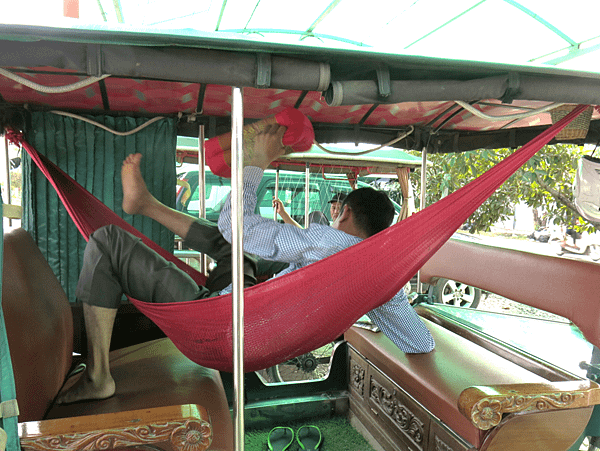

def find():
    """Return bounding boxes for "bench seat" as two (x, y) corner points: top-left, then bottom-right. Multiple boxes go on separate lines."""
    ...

(3, 228), (233, 451)
(45, 338), (233, 450)
(345, 319), (599, 451)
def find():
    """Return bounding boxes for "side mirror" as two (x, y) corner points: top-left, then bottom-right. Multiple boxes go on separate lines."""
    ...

(10, 157), (20, 169)
(574, 155), (600, 221)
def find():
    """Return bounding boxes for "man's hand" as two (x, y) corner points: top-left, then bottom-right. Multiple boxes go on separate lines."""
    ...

(273, 197), (301, 228)
(248, 124), (287, 169)
(272, 198), (287, 216)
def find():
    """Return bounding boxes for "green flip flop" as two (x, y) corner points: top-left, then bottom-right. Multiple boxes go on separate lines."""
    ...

(267, 426), (294, 451)
(297, 425), (322, 451)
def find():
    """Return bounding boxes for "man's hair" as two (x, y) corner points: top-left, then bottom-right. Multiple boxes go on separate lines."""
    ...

(340, 187), (395, 237)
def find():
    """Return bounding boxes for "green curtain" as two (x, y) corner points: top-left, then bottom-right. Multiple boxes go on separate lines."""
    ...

(23, 113), (177, 302)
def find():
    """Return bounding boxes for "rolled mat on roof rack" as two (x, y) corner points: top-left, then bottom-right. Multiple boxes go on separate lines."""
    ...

(0, 41), (331, 92)
(324, 75), (600, 107)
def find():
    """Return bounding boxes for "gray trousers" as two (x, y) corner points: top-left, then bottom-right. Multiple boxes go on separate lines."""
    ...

(76, 221), (260, 309)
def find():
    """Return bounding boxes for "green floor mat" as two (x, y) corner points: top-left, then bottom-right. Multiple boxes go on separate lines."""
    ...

(245, 416), (376, 451)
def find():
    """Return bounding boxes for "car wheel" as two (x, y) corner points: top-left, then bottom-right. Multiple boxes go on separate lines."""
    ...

(428, 278), (481, 308)
(260, 342), (337, 384)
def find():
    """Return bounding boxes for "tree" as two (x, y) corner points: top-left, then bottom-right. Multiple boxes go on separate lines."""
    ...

(0, 167), (22, 205)
(518, 144), (598, 234)
(382, 144), (597, 234)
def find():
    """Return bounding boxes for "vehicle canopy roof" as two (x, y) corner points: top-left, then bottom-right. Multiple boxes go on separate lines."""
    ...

(2, 2), (600, 156)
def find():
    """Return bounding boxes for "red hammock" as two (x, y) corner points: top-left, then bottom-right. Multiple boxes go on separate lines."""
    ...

(6, 105), (586, 373)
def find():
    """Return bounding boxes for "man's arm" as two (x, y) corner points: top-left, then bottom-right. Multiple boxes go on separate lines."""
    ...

(367, 290), (435, 353)
(218, 167), (343, 263)
(218, 125), (347, 263)
(273, 198), (302, 228)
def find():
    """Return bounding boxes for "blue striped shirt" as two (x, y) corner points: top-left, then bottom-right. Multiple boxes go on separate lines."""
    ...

(218, 167), (435, 354)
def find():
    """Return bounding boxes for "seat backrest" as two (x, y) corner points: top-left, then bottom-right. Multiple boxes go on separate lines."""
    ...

(2, 228), (73, 422)
(420, 238), (600, 351)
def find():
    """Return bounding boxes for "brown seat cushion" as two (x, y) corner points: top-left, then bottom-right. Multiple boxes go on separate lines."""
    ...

(3, 228), (73, 422)
(46, 338), (233, 451)
(345, 320), (548, 447)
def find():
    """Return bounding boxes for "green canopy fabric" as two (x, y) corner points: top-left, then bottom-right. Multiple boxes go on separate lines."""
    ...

(23, 112), (177, 301)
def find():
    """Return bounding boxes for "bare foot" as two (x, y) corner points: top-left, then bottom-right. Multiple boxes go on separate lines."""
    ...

(121, 153), (156, 215)
(246, 125), (287, 169)
(55, 367), (115, 404)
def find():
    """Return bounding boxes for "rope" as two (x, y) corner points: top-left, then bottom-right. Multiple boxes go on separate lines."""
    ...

(0, 68), (110, 94)
(50, 111), (165, 136)
(313, 126), (414, 156)
(455, 100), (563, 122)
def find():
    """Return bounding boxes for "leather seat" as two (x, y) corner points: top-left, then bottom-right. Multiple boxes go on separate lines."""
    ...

(3, 228), (232, 451)
(47, 338), (233, 451)
(345, 321), (548, 447)
(3, 228), (73, 422)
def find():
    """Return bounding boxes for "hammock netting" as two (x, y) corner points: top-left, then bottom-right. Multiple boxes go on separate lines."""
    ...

(5, 104), (586, 373)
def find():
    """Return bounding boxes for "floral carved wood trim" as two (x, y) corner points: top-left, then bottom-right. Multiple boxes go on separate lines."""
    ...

(350, 358), (365, 397)
(459, 381), (600, 430)
(20, 419), (212, 451)
(434, 435), (454, 451)
(369, 376), (425, 445)
(469, 392), (584, 430)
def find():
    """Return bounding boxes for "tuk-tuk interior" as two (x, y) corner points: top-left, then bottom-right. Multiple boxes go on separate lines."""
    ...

(3, 5), (600, 450)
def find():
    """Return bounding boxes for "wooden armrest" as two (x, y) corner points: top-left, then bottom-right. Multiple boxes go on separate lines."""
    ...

(458, 380), (600, 430)
(19, 404), (212, 451)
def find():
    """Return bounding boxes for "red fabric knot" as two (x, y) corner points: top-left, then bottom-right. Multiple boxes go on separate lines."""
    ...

(4, 129), (23, 147)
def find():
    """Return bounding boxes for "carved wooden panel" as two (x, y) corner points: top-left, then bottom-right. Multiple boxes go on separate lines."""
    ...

(429, 420), (472, 451)
(20, 419), (212, 451)
(348, 348), (474, 451)
(348, 348), (367, 400)
(367, 364), (429, 451)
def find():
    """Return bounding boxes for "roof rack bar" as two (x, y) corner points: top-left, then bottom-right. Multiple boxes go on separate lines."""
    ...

(433, 101), (480, 133)
(98, 78), (110, 111)
(359, 104), (379, 125)
(294, 90), (308, 109)
(196, 84), (206, 114)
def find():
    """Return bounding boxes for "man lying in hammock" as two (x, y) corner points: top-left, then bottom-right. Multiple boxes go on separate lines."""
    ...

(218, 125), (435, 356)
(55, 157), (274, 404)
(55, 125), (433, 405)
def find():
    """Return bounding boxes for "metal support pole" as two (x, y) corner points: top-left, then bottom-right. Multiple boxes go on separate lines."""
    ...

(273, 168), (280, 221)
(4, 136), (11, 227)
(231, 87), (245, 451)
(420, 146), (428, 211)
(198, 125), (208, 275)
(304, 162), (310, 228)
(417, 146), (428, 293)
